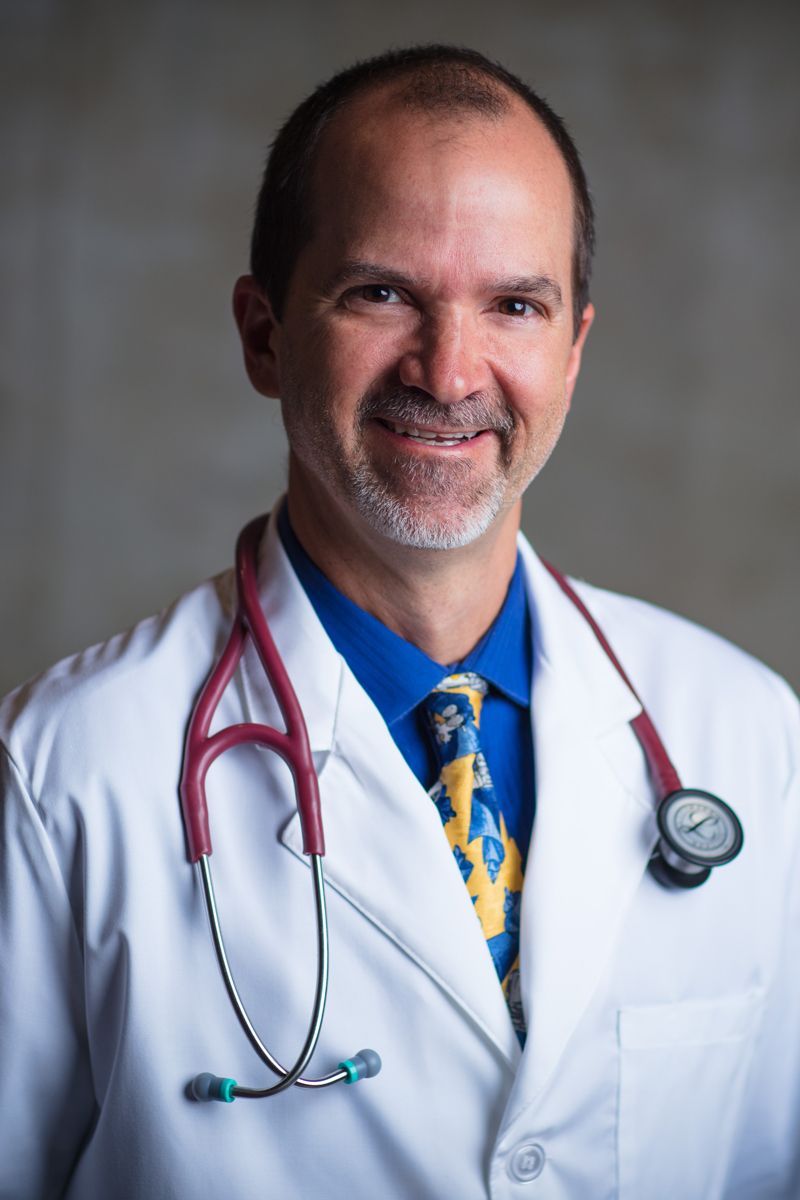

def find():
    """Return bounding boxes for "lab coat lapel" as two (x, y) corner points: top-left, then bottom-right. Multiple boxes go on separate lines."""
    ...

(239, 512), (521, 1066)
(289, 671), (522, 1064)
(512, 542), (656, 1108)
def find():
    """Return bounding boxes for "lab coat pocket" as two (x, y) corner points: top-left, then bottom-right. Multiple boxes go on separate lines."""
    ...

(617, 990), (765, 1200)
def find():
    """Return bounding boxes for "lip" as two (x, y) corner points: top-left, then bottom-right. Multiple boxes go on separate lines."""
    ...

(372, 418), (492, 450)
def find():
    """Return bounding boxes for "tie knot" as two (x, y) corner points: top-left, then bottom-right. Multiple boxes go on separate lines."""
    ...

(424, 672), (489, 763)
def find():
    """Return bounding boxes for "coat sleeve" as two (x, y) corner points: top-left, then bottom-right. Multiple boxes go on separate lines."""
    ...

(0, 745), (96, 1200)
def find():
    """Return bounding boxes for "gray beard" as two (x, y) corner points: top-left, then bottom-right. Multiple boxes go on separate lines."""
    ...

(345, 385), (516, 549)
(349, 451), (508, 550)
(282, 380), (519, 550)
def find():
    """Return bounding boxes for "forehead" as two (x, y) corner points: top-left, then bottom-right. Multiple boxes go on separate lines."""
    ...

(302, 87), (575, 288)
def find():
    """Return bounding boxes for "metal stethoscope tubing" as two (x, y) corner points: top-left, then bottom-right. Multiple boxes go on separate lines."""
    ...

(196, 853), (345, 1098)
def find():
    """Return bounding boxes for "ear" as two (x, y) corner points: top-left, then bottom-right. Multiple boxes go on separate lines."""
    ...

(232, 275), (282, 398)
(563, 302), (595, 410)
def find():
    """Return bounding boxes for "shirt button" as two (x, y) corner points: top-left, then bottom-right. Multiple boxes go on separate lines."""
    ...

(507, 1142), (546, 1183)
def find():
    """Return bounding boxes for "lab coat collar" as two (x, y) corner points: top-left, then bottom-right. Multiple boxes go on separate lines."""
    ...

(520, 540), (642, 737)
(240, 513), (657, 1084)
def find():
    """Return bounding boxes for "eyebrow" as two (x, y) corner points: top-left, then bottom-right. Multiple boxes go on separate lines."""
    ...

(321, 260), (428, 295)
(321, 259), (564, 310)
(491, 275), (564, 310)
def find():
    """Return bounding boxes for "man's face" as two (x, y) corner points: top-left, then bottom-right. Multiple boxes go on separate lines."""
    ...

(245, 92), (593, 551)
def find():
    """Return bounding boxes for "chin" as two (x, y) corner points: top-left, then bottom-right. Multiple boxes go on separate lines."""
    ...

(350, 477), (506, 551)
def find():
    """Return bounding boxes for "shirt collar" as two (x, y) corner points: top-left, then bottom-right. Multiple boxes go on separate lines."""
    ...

(277, 502), (532, 726)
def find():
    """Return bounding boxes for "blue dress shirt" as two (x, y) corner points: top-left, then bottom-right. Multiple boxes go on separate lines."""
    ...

(277, 505), (535, 863)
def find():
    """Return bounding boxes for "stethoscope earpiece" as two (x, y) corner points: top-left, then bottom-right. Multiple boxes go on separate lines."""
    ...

(189, 1049), (382, 1103)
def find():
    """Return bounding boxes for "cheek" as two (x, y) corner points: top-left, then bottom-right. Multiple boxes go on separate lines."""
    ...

(315, 319), (406, 393)
(494, 344), (572, 424)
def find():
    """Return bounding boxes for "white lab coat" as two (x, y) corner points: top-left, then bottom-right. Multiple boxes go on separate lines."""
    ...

(1, 512), (798, 1200)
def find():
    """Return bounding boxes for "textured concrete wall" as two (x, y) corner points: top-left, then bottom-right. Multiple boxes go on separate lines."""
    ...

(1, 0), (798, 694)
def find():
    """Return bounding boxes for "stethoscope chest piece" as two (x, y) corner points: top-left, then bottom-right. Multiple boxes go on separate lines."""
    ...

(541, 560), (745, 895)
(650, 789), (744, 889)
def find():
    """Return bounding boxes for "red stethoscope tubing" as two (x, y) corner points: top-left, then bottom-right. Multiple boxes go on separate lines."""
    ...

(541, 561), (684, 801)
(180, 514), (324, 863)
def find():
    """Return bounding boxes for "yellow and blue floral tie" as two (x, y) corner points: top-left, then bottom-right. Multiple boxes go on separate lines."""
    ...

(425, 672), (526, 1042)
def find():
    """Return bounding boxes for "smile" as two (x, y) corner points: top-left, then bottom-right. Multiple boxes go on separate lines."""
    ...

(379, 420), (483, 447)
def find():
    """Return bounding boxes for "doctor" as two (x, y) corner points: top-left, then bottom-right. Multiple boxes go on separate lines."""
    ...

(1, 45), (799, 1200)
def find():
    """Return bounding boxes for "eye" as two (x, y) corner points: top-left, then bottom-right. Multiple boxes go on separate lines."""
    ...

(496, 298), (539, 318)
(357, 284), (402, 304)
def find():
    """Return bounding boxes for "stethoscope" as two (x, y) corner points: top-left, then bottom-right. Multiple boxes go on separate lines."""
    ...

(180, 514), (744, 1104)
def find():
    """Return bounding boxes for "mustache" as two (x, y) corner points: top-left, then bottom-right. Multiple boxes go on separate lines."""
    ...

(358, 386), (515, 437)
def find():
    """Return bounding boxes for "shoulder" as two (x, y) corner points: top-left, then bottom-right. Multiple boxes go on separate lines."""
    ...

(571, 574), (799, 781)
(519, 537), (798, 787)
(573, 574), (793, 696)
(0, 571), (234, 796)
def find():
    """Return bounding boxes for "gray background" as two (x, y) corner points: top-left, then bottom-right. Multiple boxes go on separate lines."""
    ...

(2, 0), (798, 696)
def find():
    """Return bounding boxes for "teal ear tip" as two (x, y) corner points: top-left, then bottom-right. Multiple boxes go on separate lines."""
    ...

(340, 1049), (382, 1083)
(190, 1073), (238, 1102)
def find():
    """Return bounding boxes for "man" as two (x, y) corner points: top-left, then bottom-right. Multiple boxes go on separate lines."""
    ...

(1, 45), (798, 1200)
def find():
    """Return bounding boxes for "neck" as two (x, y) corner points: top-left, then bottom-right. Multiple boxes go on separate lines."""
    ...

(285, 468), (521, 664)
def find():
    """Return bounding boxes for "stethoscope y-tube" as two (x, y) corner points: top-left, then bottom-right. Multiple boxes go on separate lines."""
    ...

(179, 517), (743, 1103)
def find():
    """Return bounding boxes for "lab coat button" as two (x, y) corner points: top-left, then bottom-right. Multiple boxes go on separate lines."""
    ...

(507, 1142), (546, 1183)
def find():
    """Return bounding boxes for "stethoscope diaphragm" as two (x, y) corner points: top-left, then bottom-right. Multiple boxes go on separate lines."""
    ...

(649, 789), (744, 889)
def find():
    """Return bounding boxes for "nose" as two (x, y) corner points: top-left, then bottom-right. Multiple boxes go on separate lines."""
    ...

(397, 312), (490, 404)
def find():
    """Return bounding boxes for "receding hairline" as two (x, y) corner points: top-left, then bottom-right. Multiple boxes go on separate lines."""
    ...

(310, 71), (569, 200)
(318, 65), (535, 148)
(390, 61), (515, 118)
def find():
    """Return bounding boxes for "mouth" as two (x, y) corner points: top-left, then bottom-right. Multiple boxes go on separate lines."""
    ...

(376, 419), (486, 448)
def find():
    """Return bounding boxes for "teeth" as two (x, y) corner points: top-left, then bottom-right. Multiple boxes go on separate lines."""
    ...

(386, 421), (480, 445)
